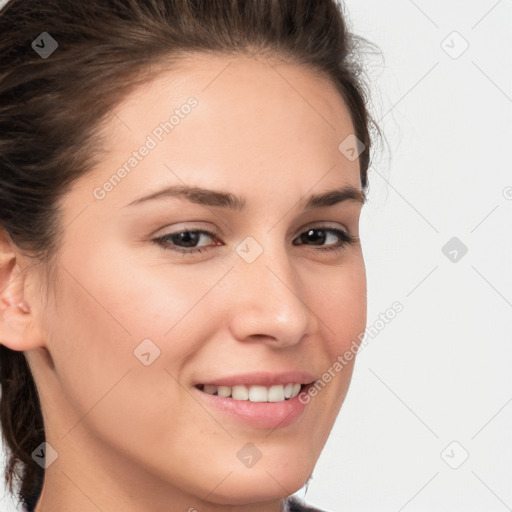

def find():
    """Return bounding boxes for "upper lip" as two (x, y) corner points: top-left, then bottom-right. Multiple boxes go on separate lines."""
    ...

(195, 371), (317, 388)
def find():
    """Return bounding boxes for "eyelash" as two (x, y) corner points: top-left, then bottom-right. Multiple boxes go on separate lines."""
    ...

(152, 225), (358, 256)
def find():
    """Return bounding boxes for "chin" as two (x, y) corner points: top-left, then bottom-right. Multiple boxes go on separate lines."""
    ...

(203, 458), (314, 505)
(206, 477), (306, 506)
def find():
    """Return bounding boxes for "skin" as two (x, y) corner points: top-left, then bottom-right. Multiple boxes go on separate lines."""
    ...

(0, 53), (367, 512)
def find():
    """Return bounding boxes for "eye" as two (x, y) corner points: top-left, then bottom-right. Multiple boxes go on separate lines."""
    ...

(152, 229), (218, 254)
(292, 225), (358, 254)
(152, 225), (358, 255)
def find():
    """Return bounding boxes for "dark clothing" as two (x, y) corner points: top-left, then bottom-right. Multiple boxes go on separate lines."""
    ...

(284, 495), (329, 511)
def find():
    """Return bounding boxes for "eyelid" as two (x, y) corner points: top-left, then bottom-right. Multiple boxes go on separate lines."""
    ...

(151, 221), (220, 239)
(151, 221), (357, 256)
(295, 221), (350, 235)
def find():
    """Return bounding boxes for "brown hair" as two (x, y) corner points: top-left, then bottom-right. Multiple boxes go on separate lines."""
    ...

(0, 0), (381, 508)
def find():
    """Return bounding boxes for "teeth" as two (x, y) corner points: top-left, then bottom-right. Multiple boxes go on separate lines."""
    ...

(232, 385), (249, 401)
(218, 386), (231, 398)
(200, 383), (303, 402)
(267, 385), (283, 402)
(204, 384), (218, 395)
(249, 385), (268, 402)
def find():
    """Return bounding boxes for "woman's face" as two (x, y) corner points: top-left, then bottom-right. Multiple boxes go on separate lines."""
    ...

(26, 54), (367, 510)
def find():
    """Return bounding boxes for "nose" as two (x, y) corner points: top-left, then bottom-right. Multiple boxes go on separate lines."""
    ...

(226, 243), (316, 348)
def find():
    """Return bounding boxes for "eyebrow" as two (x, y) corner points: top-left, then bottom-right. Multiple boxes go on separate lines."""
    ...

(125, 184), (366, 210)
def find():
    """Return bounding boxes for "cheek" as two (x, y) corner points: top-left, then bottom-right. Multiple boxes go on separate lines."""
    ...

(310, 254), (367, 353)
(46, 239), (225, 409)
(304, 254), (366, 412)
(44, 254), (209, 465)
(43, 248), (178, 421)
(57, 239), (211, 340)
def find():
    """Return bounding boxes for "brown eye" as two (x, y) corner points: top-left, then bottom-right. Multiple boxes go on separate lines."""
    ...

(293, 226), (357, 252)
(153, 230), (218, 254)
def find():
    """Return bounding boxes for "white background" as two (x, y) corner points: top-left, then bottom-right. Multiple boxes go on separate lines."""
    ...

(1, 1), (511, 511)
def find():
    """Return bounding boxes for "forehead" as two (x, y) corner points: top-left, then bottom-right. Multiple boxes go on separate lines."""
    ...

(78, 53), (361, 208)
(104, 52), (355, 148)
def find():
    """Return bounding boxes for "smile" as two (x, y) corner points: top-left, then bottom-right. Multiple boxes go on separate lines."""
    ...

(195, 383), (304, 402)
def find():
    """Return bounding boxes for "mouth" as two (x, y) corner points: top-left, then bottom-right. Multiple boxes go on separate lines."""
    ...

(194, 382), (314, 402)
(193, 381), (316, 429)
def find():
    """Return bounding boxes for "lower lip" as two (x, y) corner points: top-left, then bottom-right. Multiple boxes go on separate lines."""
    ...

(193, 384), (313, 430)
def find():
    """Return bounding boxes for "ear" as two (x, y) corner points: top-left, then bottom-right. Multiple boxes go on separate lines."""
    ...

(0, 228), (45, 352)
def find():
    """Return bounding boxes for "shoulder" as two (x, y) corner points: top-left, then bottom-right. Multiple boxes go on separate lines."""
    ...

(284, 495), (330, 512)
